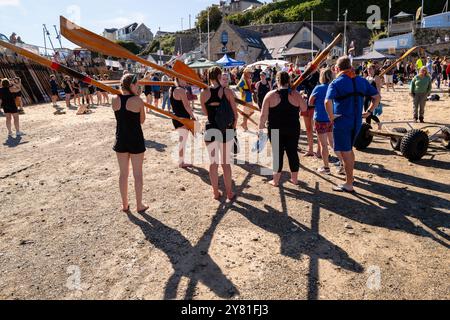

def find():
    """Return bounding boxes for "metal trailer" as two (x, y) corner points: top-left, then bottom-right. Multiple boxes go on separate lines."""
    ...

(355, 121), (450, 161)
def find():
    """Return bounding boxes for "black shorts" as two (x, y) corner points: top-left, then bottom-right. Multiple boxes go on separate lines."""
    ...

(204, 123), (235, 143)
(74, 88), (80, 94)
(51, 89), (59, 96)
(2, 105), (18, 114)
(153, 91), (161, 99)
(89, 87), (95, 94)
(64, 89), (72, 94)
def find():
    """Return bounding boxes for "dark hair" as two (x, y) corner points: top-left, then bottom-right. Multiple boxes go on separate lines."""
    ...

(121, 74), (138, 94)
(336, 56), (352, 71)
(2, 78), (10, 88)
(276, 71), (290, 87)
(208, 66), (222, 85)
(319, 68), (333, 84)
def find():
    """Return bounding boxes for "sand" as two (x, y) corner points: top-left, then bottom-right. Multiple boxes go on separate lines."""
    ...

(0, 86), (449, 300)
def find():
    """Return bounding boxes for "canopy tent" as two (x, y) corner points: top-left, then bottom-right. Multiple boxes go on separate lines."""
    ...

(247, 59), (290, 70)
(188, 58), (218, 69)
(216, 54), (245, 68)
(105, 59), (124, 70)
(353, 50), (396, 61)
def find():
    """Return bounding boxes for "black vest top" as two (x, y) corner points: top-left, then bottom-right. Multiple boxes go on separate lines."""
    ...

(268, 89), (300, 133)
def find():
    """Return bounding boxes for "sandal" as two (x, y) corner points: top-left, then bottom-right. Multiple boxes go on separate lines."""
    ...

(332, 185), (355, 193)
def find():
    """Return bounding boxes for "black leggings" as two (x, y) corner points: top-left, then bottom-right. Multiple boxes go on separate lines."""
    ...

(269, 130), (300, 173)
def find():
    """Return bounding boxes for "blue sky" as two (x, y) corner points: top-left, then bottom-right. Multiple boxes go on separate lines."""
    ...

(0, 0), (217, 49)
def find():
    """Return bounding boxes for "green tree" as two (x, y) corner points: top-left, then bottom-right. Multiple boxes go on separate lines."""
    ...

(115, 41), (142, 55)
(196, 6), (223, 33)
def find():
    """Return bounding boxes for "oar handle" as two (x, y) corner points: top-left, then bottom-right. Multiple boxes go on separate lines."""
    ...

(379, 47), (418, 77)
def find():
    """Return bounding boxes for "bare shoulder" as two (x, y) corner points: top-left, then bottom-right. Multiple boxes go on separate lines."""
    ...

(265, 89), (278, 99)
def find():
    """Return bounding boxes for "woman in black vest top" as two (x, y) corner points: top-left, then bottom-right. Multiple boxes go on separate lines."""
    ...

(200, 67), (238, 201)
(170, 78), (196, 168)
(112, 74), (148, 214)
(1, 78), (23, 138)
(259, 71), (307, 187)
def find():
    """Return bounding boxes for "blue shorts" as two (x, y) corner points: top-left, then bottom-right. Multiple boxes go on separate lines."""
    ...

(333, 128), (356, 152)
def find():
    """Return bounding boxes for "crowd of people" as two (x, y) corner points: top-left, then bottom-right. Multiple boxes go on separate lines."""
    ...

(2, 50), (446, 211)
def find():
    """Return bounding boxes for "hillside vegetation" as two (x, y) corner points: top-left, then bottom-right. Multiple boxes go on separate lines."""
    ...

(227, 0), (446, 26)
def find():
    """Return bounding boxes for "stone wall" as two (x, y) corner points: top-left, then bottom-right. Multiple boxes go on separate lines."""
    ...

(415, 28), (450, 55)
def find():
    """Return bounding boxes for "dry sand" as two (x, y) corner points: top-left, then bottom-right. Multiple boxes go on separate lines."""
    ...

(0, 86), (449, 300)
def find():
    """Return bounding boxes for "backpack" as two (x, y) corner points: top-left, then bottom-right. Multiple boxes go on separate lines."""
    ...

(428, 94), (440, 101)
(215, 88), (235, 131)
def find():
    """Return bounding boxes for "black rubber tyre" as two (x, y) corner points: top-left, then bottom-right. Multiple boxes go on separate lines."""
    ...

(390, 128), (408, 151)
(354, 123), (373, 150)
(442, 127), (450, 149)
(400, 130), (429, 161)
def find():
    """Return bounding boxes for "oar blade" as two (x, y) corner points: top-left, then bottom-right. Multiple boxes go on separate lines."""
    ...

(173, 60), (202, 83)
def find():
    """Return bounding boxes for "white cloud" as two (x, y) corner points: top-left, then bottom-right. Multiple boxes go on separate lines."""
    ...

(0, 0), (20, 6)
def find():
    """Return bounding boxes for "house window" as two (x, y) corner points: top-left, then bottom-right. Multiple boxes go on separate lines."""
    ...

(302, 30), (309, 41)
(278, 46), (286, 54)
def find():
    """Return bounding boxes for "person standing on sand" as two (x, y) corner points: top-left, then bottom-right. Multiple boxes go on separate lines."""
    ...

(0, 78), (24, 138)
(200, 67), (238, 201)
(325, 57), (380, 193)
(170, 78), (196, 168)
(112, 74), (148, 214)
(11, 78), (24, 114)
(259, 71), (307, 187)
(61, 76), (73, 110)
(237, 68), (254, 131)
(410, 67), (432, 123)
(255, 71), (272, 110)
(49, 75), (59, 108)
(309, 68), (343, 176)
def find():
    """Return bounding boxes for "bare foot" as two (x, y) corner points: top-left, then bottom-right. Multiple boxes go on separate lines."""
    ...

(122, 205), (130, 213)
(227, 193), (236, 201)
(304, 152), (315, 157)
(268, 180), (279, 187)
(289, 179), (299, 185)
(179, 163), (193, 169)
(213, 191), (223, 201)
(137, 205), (149, 213)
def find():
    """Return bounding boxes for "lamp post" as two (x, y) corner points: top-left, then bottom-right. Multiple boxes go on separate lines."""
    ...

(343, 9), (348, 55)
(207, 7), (211, 60)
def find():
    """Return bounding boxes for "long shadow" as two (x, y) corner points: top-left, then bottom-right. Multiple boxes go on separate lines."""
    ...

(145, 140), (167, 152)
(410, 158), (450, 171)
(355, 161), (449, 194)
(282, 180), (450, 248)
(308, 182), (320, 300)
(128, 211), (238, 300)
(184, 166), (211, 186)
(232, 186), (364, 275)
(127, 173), (255, 299)
(3, 136), (28, 148)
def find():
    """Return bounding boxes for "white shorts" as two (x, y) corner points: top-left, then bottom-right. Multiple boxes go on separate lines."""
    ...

(384, 75), (394, 84)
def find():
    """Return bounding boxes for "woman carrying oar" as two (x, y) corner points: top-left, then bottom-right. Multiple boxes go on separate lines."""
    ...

(201, 67), (238, 201)
(112, 74), (148, 214)
(170, 78), (196, 168)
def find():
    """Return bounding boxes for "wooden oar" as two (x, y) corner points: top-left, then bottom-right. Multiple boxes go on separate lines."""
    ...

(60, 16), (260, 113)
(102, 80), (176, 87)
(0, 39), (196, 132)
(379, 46), (418, 77)
(172, 59), (259, 112)
(291, 33), (343, 89)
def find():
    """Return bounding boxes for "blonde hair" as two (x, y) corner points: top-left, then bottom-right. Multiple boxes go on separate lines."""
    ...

(419, 66), (429, 76)
(319, 68), (333, 84)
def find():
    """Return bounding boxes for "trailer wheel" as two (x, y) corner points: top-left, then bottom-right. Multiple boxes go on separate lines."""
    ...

(390, 128), (408, 151)
(442, 127), (450, 149)
(400, 130), (429, 161)
(354, 123), (373, 150)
